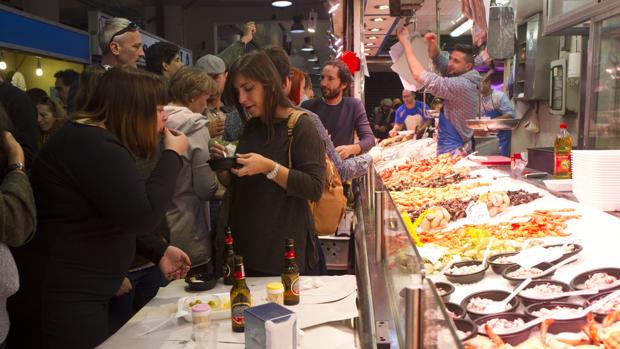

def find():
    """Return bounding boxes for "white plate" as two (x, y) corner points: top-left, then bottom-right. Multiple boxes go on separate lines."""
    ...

(543, 179), (573, 192)
(177, 293), (231, 322)
(397, 130), (416, 136)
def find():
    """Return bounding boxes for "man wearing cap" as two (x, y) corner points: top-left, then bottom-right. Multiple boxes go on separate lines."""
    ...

(371, 98), (394, 140)
(195, 54), (228, 140)
(99, 17), (144, 68)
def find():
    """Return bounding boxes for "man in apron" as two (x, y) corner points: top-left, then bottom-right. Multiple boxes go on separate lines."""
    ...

(480, 77), (515, 157)
(396, 27), (480, 155)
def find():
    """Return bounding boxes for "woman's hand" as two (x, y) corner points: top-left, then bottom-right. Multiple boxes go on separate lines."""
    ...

(209, 142), (228, 160)
(231, 153), (275, 177)
(159, 245), (191, 280)
(208, 117), (225, 138)
(4, 132), (24, 166)
(163, 128), (188, 156)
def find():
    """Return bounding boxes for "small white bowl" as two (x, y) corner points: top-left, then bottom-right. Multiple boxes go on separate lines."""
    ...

(543, 179), (573, 192)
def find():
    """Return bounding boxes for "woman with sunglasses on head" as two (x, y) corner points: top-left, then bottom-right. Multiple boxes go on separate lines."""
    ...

(8, 66), (190, 349)
(210, 51), (325, 276)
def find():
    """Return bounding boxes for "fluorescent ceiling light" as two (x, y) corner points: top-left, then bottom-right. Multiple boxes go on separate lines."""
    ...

(369, 28), (380, 32)
(307, 56), (319, 62)
(334, 37), (342, 46)
(366, 43), (374, 46)
(450, 20), (473, 37)
(272, 1), (292, 7)
(375, 4), (389, 10)
(328, 3), (340, 14)
(367, 36), (377, 40)
(371, 18), (385, 22)
(364, 48), (371, 51)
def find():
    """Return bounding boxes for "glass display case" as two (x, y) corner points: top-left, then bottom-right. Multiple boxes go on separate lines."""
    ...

(353, 168), (463, 349)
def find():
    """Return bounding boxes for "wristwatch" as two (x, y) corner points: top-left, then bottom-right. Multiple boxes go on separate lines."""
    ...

(266, 162), (280, 180)
(8, 162), (25, 172)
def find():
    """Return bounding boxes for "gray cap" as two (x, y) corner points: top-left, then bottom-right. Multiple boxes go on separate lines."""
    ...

(195, 54), (226, 74)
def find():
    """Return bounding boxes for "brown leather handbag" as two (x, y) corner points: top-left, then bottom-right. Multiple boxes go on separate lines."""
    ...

(287, 111), (346, 236)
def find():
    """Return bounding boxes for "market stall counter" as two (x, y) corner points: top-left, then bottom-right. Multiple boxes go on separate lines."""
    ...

(355, 135), (620, 348)
(99, 275), (358, 349)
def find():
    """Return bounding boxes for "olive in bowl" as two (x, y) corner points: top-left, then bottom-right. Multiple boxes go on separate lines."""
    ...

(444, 260), (488, 284)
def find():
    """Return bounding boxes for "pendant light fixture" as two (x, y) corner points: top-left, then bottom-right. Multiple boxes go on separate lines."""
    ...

(290, 15), (305, 34)
(301, 37), (314, 52)
(272, 1), (292, 7)
(0, 51), (6, 70)
(35, 57), (43, 76)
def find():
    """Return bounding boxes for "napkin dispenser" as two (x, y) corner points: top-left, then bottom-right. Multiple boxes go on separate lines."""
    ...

(244, 302), (297, 349)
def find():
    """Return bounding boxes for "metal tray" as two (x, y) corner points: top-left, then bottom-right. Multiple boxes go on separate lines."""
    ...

(467, 118), (520, 131)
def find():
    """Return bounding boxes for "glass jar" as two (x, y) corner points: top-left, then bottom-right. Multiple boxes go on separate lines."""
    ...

(266, 282), (284, 305)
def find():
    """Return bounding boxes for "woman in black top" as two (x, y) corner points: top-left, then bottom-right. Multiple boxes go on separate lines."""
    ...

(211, 52), (325, 275)
(8, 66), (190, 349)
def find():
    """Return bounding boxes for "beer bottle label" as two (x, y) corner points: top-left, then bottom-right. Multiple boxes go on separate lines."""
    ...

(231, 302), (250, 326)
(291, 276), (300, 296)
(223, 264), (231, 278)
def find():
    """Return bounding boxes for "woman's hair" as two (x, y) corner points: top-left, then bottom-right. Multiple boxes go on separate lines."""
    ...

(26, 88), (48, 103)
(75, 65), (168, 159)
(288, 67), (305, 105)
(168, 67), (216, 106)
(37, 96), (67, 123)
(75, 65), (106, 111)
(224, 51), (292, 142)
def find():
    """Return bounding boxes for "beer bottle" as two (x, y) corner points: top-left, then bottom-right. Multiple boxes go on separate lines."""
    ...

(281, 238), (300, 305)
(222, 228), (235, 285)
(230, 255), (251, 332)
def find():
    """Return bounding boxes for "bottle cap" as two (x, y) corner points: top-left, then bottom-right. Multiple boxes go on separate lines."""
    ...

(560, 123), (567, 129)
(192, 303), (212, 313)
(267, 282), (284, 293)
(513, 153), (521, 159)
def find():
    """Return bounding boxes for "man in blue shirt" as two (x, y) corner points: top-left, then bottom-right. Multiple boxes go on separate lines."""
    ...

(389, 89), (430, 137)
(480, 77), (515, 157)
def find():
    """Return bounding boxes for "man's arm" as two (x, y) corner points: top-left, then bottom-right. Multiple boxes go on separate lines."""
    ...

(496, 93), (516, 120)
(396, 27), (426, 82)
(217, 22), (256, 70)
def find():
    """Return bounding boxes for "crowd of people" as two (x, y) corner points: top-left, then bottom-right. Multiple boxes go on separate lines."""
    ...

(0, 16), (382, 349)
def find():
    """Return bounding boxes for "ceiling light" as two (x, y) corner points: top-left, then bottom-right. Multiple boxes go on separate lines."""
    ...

(367, 36), (378, 40)
(366, 42), (374, 46)
(307, 9), (317, 33)
(371, 18), (385, 22)
(307, 55), (319, 62)
(364, 48), (371, 51)
(301, 37), (314, 52)
(272, 1), (292, 7)
(334, 37), (342, 46)
(375, 4), (389, 10)
(364, 52), (370, 56)
(369, 28), (381, 32)
(290, 15), (305, 34)
(0, 52), (6, 70)
(450, 19), (473, 37)
(312, 65), (321, 70)
(328, 2), (340, 14)
(35, 58), (43, 77)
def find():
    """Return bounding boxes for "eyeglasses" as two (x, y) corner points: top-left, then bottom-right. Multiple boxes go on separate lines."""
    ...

(108, 22), (139, 44)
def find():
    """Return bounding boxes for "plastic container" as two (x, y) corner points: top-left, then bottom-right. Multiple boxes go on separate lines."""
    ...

(266, 282), (285, 305)
(192, 303), (212, 340)
(511, 153), (527, 178)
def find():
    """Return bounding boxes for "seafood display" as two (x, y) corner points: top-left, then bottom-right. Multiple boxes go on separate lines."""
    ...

(531, 306), (584, 319)
(583, 273), (619, 290)
(479, 317), (526, 334)
(506, 267), (545, 279)
(467, 298), (511, 314)
(478, 191), (511, 217)
(447, 264), (485, 275)
(520, 283), (565, 298)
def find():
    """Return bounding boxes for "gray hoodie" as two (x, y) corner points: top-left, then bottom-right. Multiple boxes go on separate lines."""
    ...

(163, 105), (218, 268)
(0, 171), (36, 343)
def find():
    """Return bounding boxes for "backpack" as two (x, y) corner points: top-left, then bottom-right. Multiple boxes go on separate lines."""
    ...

(287, 111), (346, 236)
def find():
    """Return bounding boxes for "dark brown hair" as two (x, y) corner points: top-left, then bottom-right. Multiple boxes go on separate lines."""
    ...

(323, 59), (352, 92)
(75, 65), (106, 111)
(453, 44), (474, 65)
(224, 51), (292, 142)
(74, 66), (167, 158)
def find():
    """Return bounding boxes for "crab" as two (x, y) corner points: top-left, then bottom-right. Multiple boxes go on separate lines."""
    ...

(582, 311), (620, 348)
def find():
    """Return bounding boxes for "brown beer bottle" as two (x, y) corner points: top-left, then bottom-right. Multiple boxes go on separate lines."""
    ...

(230, 255), (251, 332)
(222, 228), (235, 285)
(281, 238), (300, 305)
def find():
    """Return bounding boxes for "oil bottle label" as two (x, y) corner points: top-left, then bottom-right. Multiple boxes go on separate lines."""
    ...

(231, 302), (250, 325)
(223, 264), (231, 278)
(555, 153), (571, 175)
(291, 276), (300, 296)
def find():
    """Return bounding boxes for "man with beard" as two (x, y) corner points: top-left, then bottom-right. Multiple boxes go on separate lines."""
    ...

(397, 27), (480, 155)
(301, 60), (375, 160)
